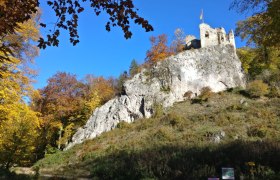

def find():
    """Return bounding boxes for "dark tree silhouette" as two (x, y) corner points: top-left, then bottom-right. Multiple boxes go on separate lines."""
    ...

(0, 0), (38, 62)
(0, 0), (153, 62)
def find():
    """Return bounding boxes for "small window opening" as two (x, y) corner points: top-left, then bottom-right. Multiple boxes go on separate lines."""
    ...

(205, 31), (209, 38)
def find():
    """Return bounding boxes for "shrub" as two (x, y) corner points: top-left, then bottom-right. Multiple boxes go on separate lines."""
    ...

(153, 127), (173, 141)
(160, 112), (184, 127)
(191, 98), (203, 104)
(247, 80), (269, 98)
(255, 69), (272, 83)
(227, 86), (245, 94)
(256, 70), (280, 88)
(268, 86), (280, 98)
(183, 91), (193, 99)
(45, 144), (60, 155)
(269, 71), (280, 87)
(199, 86), (213, 101)
(136, 119), (154, 131)
(226, 104), (244, 111)
(116, 121), (131, 129)
(247, 125), (267, 138)
(152, 104), (164, 118)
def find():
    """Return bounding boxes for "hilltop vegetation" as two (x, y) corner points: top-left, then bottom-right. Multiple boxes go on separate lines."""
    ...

(34, 89), (280, 179)
(0, 0), (279, 178)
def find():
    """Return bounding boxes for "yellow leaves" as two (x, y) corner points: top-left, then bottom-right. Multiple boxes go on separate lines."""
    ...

(1, 104), (40, 130)
(0, 79), (21, 106)
(0, 89), (5, 100)
(237, 46), (280, 78)
(56, 123), (75, 148)
(267, 47), (280, 71)
(92, 78), (115, 104)
(50, 121), (63, 130)
(0, 6), (41, 167)
(84, 75), (116, 105)
(85, 90), (101, 113)
(0, 103), (41, 166)
(237, 48), (256, 73)
(17, 14), (40, 42)
(1, 8), (39, 81)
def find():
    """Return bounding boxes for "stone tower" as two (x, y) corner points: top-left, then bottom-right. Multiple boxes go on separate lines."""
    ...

(228, 30), (236, 49)
(199, 23), (236, 49)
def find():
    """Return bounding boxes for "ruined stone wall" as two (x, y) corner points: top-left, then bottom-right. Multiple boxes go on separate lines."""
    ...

(228, 30), (236, 49)
(200, 23), (235, 49)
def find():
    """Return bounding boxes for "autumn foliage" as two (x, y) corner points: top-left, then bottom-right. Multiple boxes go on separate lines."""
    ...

(30, 72), (117, 152)
(145, 29), (186, 66)
(84, 75), (116, 105)
(145, 34), (174, 65)
(0, 12), (41, 169)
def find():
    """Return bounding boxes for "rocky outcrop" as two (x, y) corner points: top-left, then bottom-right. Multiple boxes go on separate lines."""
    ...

(65, 45), (246, 149)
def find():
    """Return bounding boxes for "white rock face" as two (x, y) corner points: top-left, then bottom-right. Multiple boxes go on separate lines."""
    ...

(66, 45), (246, 150)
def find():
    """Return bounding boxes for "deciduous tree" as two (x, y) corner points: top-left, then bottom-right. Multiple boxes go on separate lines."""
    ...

(84, 75), (115, 105)
(170, 28), (186, 54)
(0, 12), (41, 168)
(32, 73), (114, 150)
(32, 72), (89, 150)
(232, 0), (280, 78)
(237, 47), (280, 78)
(0, 9), (40, 79)
(0, 0), (38, 63)
(145, 34), (174, 65)
(0, 104), (40, 169)
(231, 0), (280, 48)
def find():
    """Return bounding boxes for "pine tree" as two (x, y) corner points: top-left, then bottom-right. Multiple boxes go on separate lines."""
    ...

(129, 59), (140, 77)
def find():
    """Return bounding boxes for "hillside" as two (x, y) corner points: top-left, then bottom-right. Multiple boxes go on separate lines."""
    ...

(34, 90), (280, 179)
(67, 45), (245, 149)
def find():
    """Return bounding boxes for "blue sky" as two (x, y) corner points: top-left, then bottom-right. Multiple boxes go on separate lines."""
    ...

(35, 0), (248, 89)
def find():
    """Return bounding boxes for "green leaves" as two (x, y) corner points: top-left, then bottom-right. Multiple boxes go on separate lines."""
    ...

(233, 0), (280, 48)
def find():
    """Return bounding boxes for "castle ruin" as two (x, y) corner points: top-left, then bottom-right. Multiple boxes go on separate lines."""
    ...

(185, 23), (236, 50)
(200, 23), (235, 49)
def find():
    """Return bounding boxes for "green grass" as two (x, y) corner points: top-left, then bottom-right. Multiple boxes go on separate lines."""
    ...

(34, 91), (280, 179)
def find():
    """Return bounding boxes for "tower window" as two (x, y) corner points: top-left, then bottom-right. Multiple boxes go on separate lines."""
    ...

(205, 31), (209, 38)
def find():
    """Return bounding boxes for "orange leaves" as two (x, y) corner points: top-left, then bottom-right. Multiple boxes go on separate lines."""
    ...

(84, 75), (115, 105)
(145, 34), (174, 65)
(145, 28), (187, 66)
(31, 72), (117, 149)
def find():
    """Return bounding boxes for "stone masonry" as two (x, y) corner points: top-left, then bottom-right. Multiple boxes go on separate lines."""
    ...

(199, 23), (236, 49)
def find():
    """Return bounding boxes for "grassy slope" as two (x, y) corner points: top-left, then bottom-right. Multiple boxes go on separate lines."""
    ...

(35, 91), (280, 179)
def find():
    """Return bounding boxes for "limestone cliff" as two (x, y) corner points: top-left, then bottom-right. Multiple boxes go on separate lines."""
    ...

(65, 45), (245, 149)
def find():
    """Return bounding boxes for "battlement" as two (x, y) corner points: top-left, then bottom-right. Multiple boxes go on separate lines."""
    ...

(199, 23), (235, 49)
